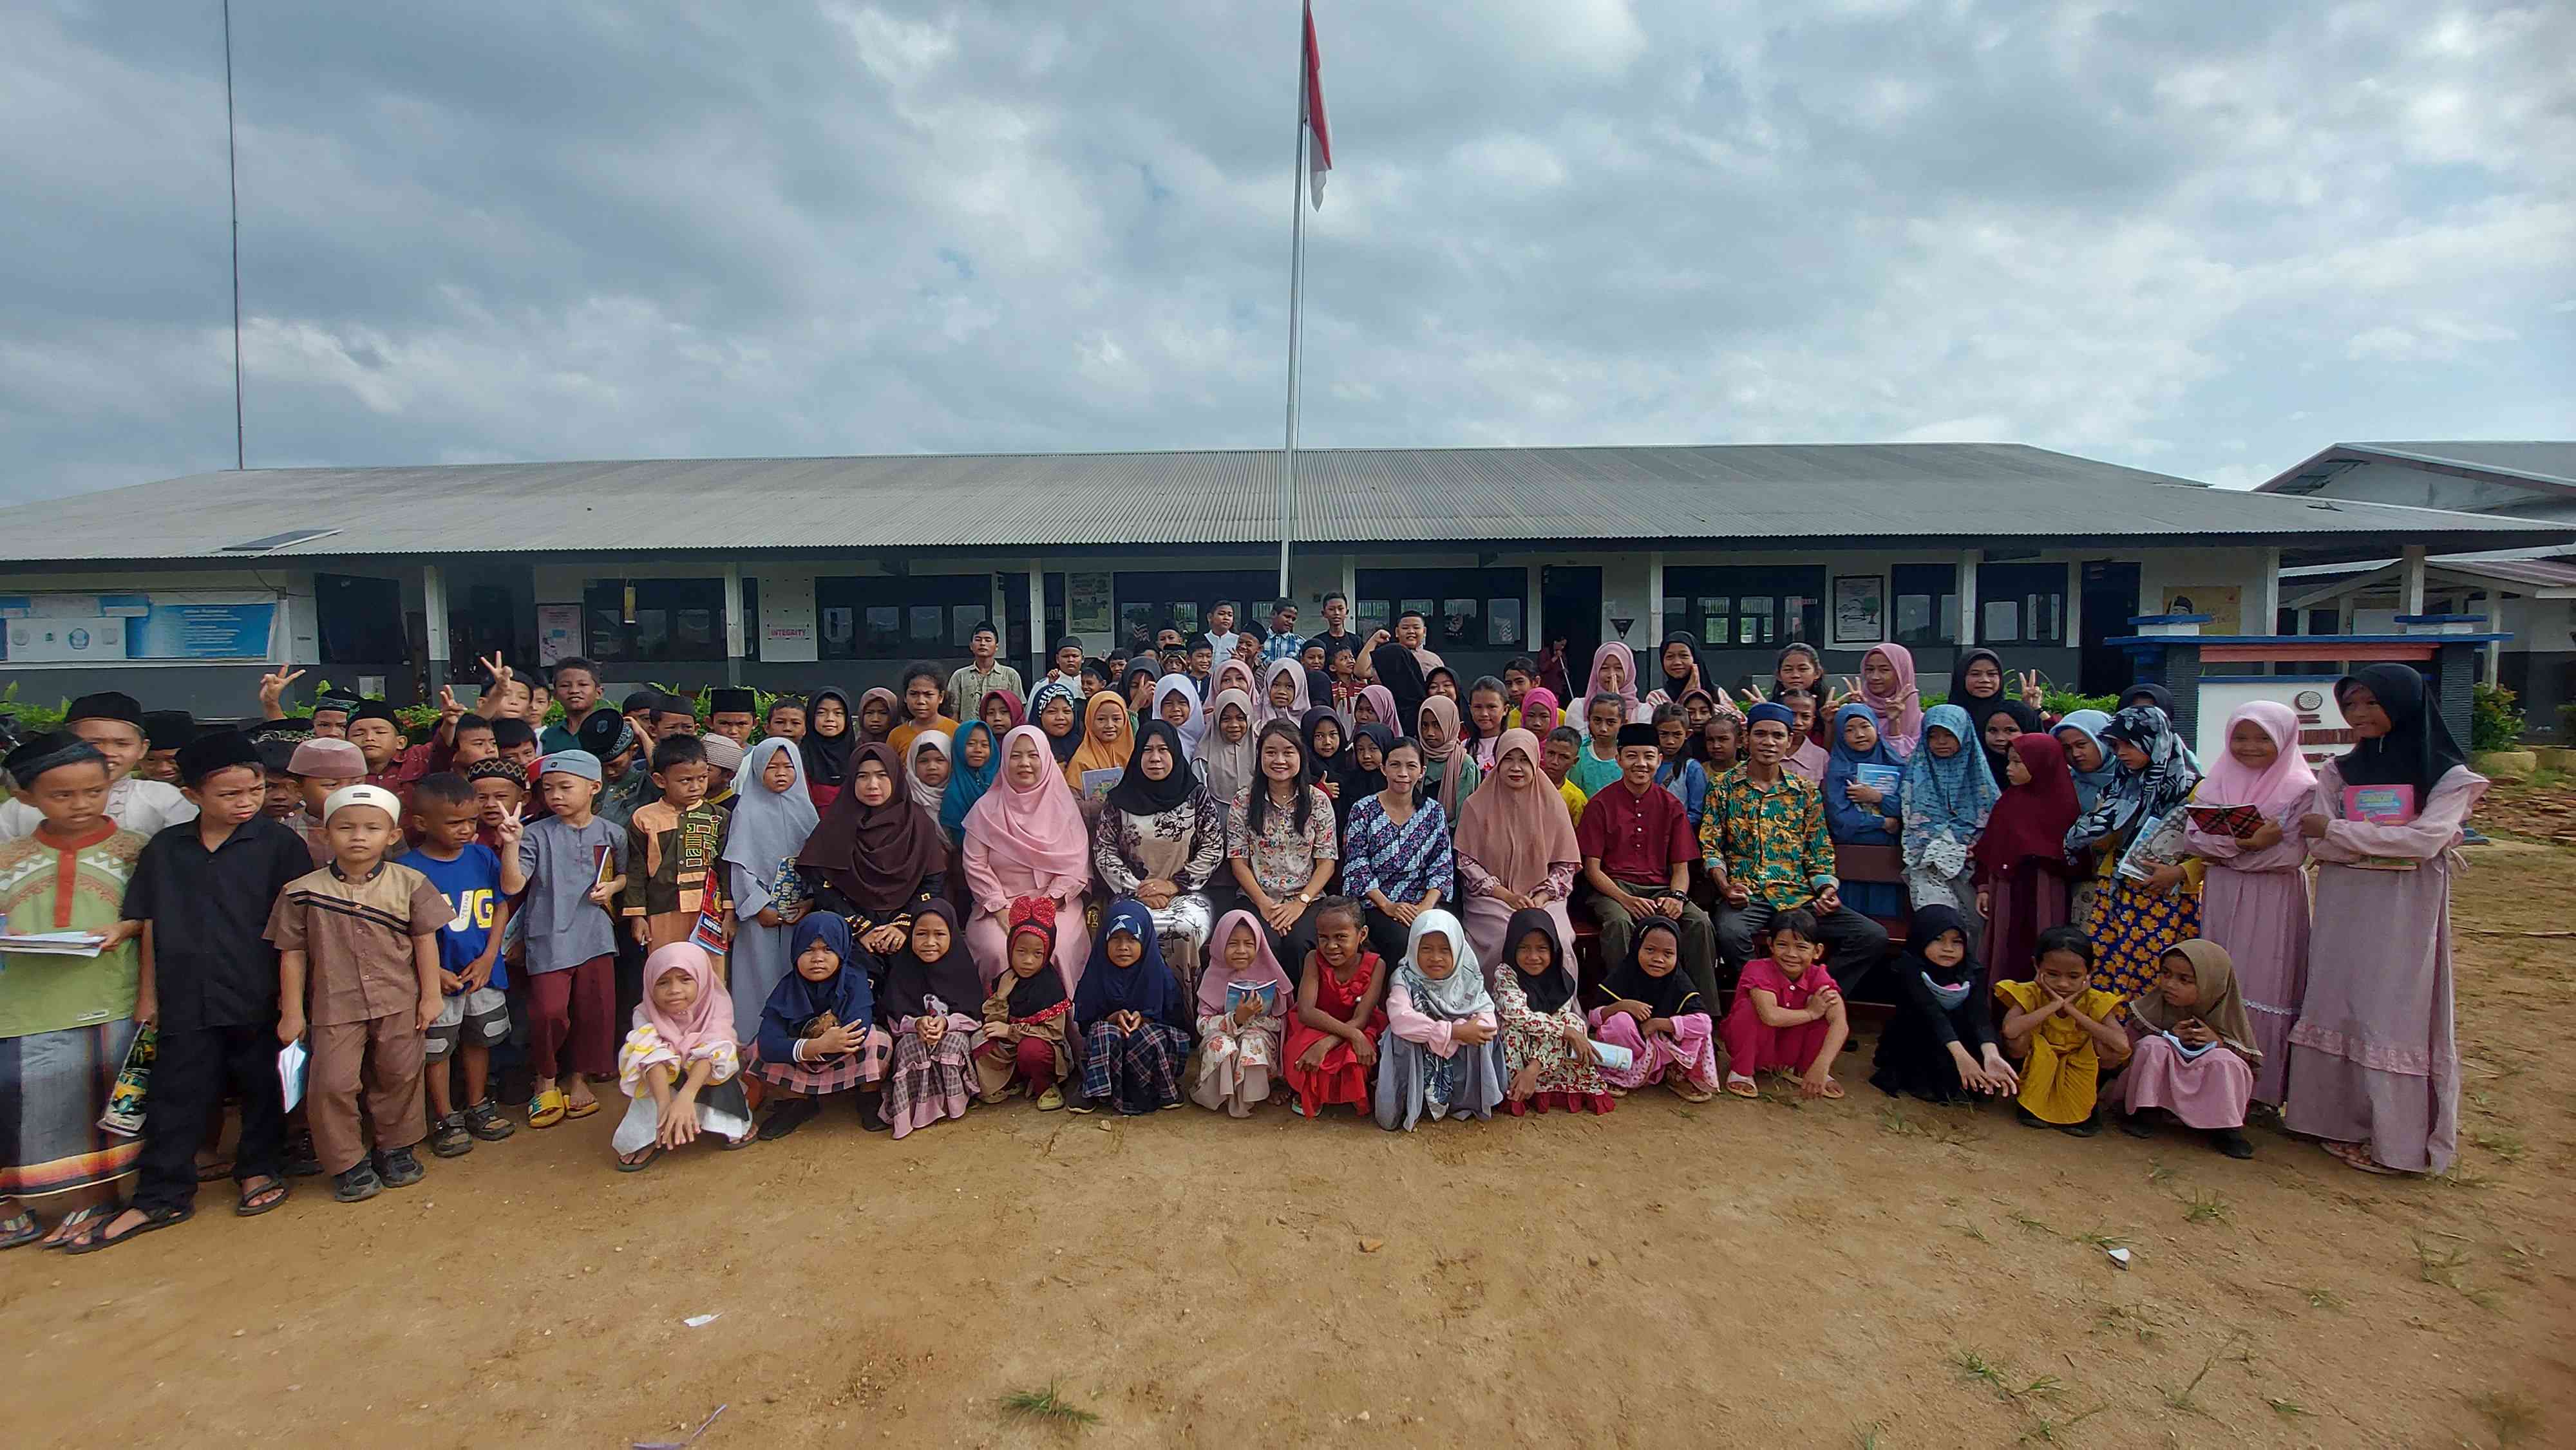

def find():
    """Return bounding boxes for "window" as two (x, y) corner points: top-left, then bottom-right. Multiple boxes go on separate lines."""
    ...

(814, 574), (992, 661)
(1891, 563), (1959, 646)
(1976, 562), (2067, 646)
(1662, 566), (1824, 649)
(316, 573), (406, 663)
(583, 578), (727, 663)
(1355, 568), (1527, 650)
(1113, 570), (1274, 651)
(741, 577), (761, 662)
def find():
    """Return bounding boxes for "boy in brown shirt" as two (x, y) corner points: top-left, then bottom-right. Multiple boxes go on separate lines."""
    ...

(621, 735), (728, 953)
(266, 784), (450, 1203)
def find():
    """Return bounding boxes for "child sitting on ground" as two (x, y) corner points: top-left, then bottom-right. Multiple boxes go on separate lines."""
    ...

(1587, 918), (1719, 1102)
(1719, 908), (1853, 1102)
(397, 774), (516, 1158)
(2116, 940), (2259, 1158)
(975, 897), (1077, 1109)
(750, 915), (887, 1140)
(1281, 897), (1387, 1118)
(1191, 909), (1293, 1116)
(1072, 899), (1193, 1115)
(1373, 909), (1506, 1130)
(1996, 925), (2131, 1135)
(1869, 904), (2018, 1106)
(613, 944), (752, 1169)
(1493, 908), (1613, 1116)
(875, 901), (985, 1140)
(267, 784), (449, 1203)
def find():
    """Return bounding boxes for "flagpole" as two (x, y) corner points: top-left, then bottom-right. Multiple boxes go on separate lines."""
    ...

(1278, 45), (1309, 603)
(224, 0), (244, 471)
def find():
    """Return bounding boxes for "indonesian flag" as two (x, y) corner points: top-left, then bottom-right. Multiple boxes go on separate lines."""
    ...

(1302, 2), (1332, 208)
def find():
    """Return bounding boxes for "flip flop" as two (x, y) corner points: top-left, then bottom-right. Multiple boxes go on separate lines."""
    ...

(564, 1097), (601, 1121)
(2323, 1140), (2400, 1176)
(1819, 1078), (1846, 1101)
(194, 1159), (236, 1183)
(614, 1146), (661, 1174)
(64, 1204), (191, 1255)
(1722, 1075), (1760, 1100)
(0, 1210), (39, 1250)
(235, 1176), (290, 1217)
(41, 1203), (117, 1251)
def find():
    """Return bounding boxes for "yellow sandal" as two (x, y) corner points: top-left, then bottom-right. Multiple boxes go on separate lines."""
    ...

(528, 1088), (567, 1129)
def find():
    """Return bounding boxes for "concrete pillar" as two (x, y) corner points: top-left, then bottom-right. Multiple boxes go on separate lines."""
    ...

(721, 562), (745, 686)
(422, 563), (451, 686)
(1026, 563), (1046, 679)
(1525, 563), (1543, 659)
(2400, 545), (2428, 616)
(1957, 549), (1982, 646)
(1645, 551), (1665, 644)
(2257, 547), (2282, 639)
(2063, 562), (2083, 650)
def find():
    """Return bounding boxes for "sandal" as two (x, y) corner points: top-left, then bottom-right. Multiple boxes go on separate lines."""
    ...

(194, 1158), (236, 1183)
(2323, 1140), (2400, 1176)
(235, 1176), (290, 1217)
(64, 1204), (191, 1255)
(429, 1112), (474, 1159)
(1669, 1077), (1715, 1104)
(563, 1095), (601, 1121)
(1036, 1087), (1066, 1112)
(42, 1203), (117, 1250)
(615, 1146), (662, 1173)
(1817, 1077), (1846, 1101)
(528, 1088), (567, 1129)
(464, 1098), (516, 1142)
(0, 1210), (41, 1250)
(1722, 1074), (1760, 1100)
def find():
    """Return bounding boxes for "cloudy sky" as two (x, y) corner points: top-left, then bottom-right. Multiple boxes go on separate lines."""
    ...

(3, 1), (2569, 505)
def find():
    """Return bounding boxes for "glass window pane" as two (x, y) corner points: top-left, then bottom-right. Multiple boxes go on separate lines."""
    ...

(820, 607), (855, 657)
(864, 606), (900, 653)
(676, 608), (714, 650)
(588, 609), (627, 660)
(634, 610), (670, 659)
(1173, 603), (1199, 633)
(951, 610), (982, 648)
(1489, 598), (1522, 646)
(1356, 599), (1390, 636)
(1739, 596), (1772, 646)
(1400, 598), (1434, 623)
(909, 605), (943, 643)
(1440, 598), (1478, 645)
(1984, 600), (2020, 642)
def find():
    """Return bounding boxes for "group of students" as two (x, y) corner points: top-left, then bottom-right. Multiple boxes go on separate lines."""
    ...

(0, 610), (2478, 1252)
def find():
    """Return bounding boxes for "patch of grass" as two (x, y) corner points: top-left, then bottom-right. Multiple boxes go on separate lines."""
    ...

(2007, 1209), (2056, 1235)
(2093, 1302), (2163, 1344)
(2016, 1406), (2105, 1444)
(1953, 1348), (2011, 1399)
(2181, 1189), (2231, 1225)
(1853, 1423), (1884, 1450)
(2443, 1165), (2497, 1191)
(2414, 1234), (2472, 1285)
(999, 1382), (1101, 1429)
(2468, 1388), (2542, 1447)
(2267, 1396), (2309, 1418)
(2469, 1128), (2527, 1163)
(2302, 1286), (2344, 1311)
(1949, 1219), (1991, 1245)
(2159, 1336), (2246, 1417)
(2073, 1227), (2130, 1251)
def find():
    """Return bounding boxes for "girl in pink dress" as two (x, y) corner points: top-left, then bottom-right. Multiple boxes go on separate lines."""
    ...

(2181, 702), (2313, 1106)
(1718, 909), (1852, 1101)
(1586, 918), (1719, 1102)
(2116, 939), (2258, 1158)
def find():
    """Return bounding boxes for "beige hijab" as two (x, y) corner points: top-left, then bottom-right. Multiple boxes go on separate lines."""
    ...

(2128, 938), (2259, 1064)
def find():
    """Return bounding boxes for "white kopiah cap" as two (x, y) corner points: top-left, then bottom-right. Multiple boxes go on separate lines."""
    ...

(322, 783), (404, 823)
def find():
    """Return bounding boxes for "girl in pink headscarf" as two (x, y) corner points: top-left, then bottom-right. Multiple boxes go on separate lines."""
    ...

(1191, 910), (1294, 1116)
(962, 726), (1094, 995)
(2180, 701), (2316, 1107)
(1583, 642), (1651, 724)
(1857, 644), (1924, 758)
(612, 945), (752, 1167)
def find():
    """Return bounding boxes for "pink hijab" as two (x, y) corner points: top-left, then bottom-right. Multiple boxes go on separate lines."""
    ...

(1859, 644), (1924, 757)
(1212, 660), (1258, 702)
(962, 724), (1092, 906)
(1517, 687), (1561, 737)
(1197, 909), (1293, 1022)
(1452, 729), (1580, 894)
(1354, 683), (1401, 733)
(638, 944), (731, 1063)
(1584, 642), (1648, 722)
(1256, 658), (1311, 726)
(2198, 701), (2318, 811)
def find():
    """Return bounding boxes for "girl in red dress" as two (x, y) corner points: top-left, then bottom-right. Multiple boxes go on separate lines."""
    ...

(1281, 898), (1387, 1118)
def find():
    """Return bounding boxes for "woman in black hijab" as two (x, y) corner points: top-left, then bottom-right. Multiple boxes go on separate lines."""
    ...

(1946, 647), (2009, 718)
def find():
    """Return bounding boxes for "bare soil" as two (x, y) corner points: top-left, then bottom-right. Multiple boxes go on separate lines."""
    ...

(5, 844), (2571, 1449)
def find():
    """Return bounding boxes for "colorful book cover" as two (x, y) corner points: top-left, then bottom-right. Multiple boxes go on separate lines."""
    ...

(1853, 764), (1903, 795)
(688, 905), (731, 956)
(2184, 803), (2265, 840)
(1080, 768), (1122, 803)
(1225, 979), (1280, 1015)
(98, 1024), (157, 1136)
(2342, 784), (2416, 824)
(2114, 810), (2193, 883)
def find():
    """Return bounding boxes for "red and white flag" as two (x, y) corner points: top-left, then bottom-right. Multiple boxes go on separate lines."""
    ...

(1302, 2), (1332, 208)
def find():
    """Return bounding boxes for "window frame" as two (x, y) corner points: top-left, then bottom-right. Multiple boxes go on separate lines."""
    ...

(1354, 567), (1529, 651)
(813, 574), (996, 663)
(1661, 565), (1827, 650)
(581, 578), (729, 664)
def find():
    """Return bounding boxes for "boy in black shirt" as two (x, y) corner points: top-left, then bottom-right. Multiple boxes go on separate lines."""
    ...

(73, 732), (314, 1250)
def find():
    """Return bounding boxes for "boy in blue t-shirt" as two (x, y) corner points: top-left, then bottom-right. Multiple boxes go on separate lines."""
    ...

(399, 773), (515, 1157)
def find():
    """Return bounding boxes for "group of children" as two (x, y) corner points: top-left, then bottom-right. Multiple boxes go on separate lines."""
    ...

(0, 623), (2479, 1250)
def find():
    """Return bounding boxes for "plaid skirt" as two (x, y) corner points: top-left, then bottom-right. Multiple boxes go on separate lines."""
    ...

(748, 1025), (891, 1096)
(1080, 1020), (1188, 1115)
(0, 1020), (144, 1200)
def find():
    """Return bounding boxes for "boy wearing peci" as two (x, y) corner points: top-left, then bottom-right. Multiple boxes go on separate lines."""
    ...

(76, 731), (314, 1250)
(266, 784), (451, 1203)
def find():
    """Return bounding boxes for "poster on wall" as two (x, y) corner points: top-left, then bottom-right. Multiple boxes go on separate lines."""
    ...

(1830, 576), (1884, 646)
(1068, 572), (1113, 636)
(761, 575), (819, 664)
(2163, 586), (2242, 634)
(535, 604), (582, 666)
(0, 591), (274, 663)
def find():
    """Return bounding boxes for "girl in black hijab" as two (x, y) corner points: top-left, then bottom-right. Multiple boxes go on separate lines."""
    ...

(1946, 647), (2009, 718)
(799, 686), (857, 807)
(1975, 699), (2044, 792)
(1870, 903), (2017, 1104)
(1370, 640), (1430, 738)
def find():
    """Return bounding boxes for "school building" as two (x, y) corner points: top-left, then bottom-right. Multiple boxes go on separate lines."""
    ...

(2, 442), (2568, 719)
(2260, 441), (2576, 726)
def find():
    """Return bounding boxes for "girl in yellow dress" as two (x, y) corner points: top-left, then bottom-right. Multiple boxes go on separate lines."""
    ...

(1995, 925), (2131, 1135)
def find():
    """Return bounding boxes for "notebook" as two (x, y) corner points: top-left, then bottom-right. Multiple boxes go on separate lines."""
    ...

(2341, 783), (2423, 872)
(1853, 764), (1903, 795)
(2183, 803), (2265, 840)
(1081, 768), (1122, 804)
(2114, 810), (2193, 884)
(2159, 1030), (2217, 1061)
(1225, 979), (1280, 1016)
(1588, 1039), (1635, 1074)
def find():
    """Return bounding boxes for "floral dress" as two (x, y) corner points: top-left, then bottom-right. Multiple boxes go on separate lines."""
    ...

(1091, 795), (1226, 988)
(1493, 973), (1613, 1115)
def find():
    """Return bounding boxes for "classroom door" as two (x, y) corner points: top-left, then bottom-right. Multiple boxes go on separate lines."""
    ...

(1540, 566), (1601, 681)
(2078, 561), (2142, 695)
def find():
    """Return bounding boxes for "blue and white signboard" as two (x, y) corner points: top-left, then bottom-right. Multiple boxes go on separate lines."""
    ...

(0, 592), (276, 663)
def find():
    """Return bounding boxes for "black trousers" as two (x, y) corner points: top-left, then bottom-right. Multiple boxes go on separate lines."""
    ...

(1715, 899), (1889, 992)
(1360, 906), (1416, 974)
(134, 1021), (287, 1214)
(1217, 887), (1321, 984)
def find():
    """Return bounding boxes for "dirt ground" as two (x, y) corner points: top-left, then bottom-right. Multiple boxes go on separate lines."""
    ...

(5, 842), (2571, 1449)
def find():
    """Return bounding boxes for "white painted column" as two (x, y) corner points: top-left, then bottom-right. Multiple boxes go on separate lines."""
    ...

(1340, 556), (1358, 612)
(1956, 550), (1981, 647)
(1026, 561), (1047, 679)
(421, 563), (451, 692)
(2400, 545), (2428, 616)
(721, 561), (745, 685)
(2257, 547), (2281, 637)
(2062, 561), (2083, 650)
(1646, 550), (1666, 644)
(1525, 563), (1543, 657)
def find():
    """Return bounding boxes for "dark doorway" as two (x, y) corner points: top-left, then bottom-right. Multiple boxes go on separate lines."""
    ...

(996, 572), (1030, 665)
(2078, 561), (2143, 696)
(1540, 566), (1601, 688)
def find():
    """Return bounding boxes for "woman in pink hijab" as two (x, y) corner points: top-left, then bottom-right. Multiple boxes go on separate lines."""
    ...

(962, 726), (1095, 995)
(1516, 686), (1562, 738)
(1351, 683), (1401, 735)
(1583, 642), (1651, 724)
(1451, 729), (1582, 976)
(1856, 644), (1924, 758)
(2180, 701), (2316, 1106)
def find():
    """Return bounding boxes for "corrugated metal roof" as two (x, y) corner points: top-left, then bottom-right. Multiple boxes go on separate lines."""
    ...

(2, 442), (2569, 563)
(2259, 440), (2576, 494)
(2441, 557), (2576, 588)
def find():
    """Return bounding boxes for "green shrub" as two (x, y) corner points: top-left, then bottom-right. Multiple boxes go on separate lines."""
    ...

(0, 683), (70, 733)
(2556, 702), (2576, 746)
(2470, 682), (2526, 752)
